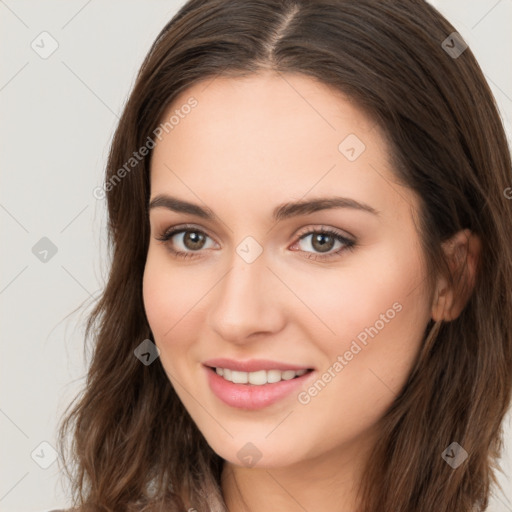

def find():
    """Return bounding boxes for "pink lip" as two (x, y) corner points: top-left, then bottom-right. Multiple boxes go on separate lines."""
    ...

(203, 358), (312, 372)
(203, 364), (315, 410)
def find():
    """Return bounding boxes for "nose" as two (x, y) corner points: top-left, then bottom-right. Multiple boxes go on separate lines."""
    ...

(207, 249), (285, 345)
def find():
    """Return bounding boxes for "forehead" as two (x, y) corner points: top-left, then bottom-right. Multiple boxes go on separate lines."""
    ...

(149, 72), (413, 222)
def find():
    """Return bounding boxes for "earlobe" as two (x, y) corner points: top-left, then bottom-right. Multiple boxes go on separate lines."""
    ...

(431, 281), (451, 322)
(431, 229), (481, 322)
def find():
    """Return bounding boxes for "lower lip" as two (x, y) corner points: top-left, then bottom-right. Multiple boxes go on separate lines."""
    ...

(204, 366), (314, 410)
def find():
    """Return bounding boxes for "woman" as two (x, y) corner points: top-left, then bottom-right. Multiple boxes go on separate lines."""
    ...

(58, 0), (512, 510)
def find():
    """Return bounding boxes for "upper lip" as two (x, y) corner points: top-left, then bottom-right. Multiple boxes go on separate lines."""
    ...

(203, 358), (313, 372)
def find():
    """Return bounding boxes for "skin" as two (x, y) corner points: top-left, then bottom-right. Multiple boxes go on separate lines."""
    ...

(142, 71), (475, 511)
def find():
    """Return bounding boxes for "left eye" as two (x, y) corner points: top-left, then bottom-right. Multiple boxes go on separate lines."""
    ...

(293, 229), (354, 257)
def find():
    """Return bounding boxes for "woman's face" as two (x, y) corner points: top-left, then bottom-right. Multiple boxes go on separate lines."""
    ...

(143, 71), (433, 468)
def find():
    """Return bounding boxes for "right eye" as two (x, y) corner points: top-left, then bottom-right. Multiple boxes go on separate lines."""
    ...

(156, 225), (217, 259)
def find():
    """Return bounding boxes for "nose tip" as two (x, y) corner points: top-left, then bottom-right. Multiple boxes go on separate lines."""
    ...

(207, 258), (284, 344)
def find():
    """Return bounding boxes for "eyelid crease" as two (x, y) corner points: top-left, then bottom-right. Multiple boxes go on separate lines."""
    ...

(295, 224), (355, 241)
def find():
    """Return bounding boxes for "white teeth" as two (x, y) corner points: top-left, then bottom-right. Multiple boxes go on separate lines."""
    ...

(214, 367), (309, 385)
(231, 370), (248, 384)
(248, 370), (267, 385)
(267, 369), (282, 383)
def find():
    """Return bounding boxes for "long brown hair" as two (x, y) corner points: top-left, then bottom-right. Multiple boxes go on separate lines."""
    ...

(58, 1), (512, 510)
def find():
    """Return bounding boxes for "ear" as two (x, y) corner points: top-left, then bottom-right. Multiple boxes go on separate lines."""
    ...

(431, 229), (481, 322)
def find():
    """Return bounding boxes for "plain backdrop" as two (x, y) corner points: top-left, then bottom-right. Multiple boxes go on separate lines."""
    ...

(1, 1), (511, 511)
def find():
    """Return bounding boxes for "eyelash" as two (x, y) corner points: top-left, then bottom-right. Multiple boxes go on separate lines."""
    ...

(155, 223), (356, 261)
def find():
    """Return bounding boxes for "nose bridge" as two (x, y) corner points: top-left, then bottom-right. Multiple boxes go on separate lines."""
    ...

(208, 242), (282, 341)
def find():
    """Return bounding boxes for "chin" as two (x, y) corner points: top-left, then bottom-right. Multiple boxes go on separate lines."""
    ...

(206, 436), (305, 469)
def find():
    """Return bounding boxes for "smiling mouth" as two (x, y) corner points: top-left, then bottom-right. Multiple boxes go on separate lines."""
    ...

(206, 366), (314, 385)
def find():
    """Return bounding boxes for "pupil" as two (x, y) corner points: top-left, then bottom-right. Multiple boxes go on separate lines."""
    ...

(185, 232), (205, 249)
(313, 233), (333, 253)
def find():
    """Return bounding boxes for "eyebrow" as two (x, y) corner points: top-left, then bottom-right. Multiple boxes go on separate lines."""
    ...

(148, 194), (379, 221)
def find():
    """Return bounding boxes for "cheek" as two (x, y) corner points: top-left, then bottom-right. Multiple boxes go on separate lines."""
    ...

(142, 248), (216, 373)
(142, 251), (172, 337)
(142, 250), (194, 352)
(301, 245), (431, 417)
(296, 244), (431, 416)
(293, 271), (430, 453)
(143, 256), (188, 391)
(287, 242), (431, 354)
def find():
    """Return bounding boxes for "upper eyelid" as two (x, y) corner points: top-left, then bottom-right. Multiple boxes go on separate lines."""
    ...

(296, 224), (354, 240)
(158, 223), (217, 242)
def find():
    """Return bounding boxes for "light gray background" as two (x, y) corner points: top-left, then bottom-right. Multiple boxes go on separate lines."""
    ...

(1, 1), (511, 511)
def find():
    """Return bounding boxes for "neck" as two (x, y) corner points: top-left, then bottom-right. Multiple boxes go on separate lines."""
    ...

(220, 433), (375, 512)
